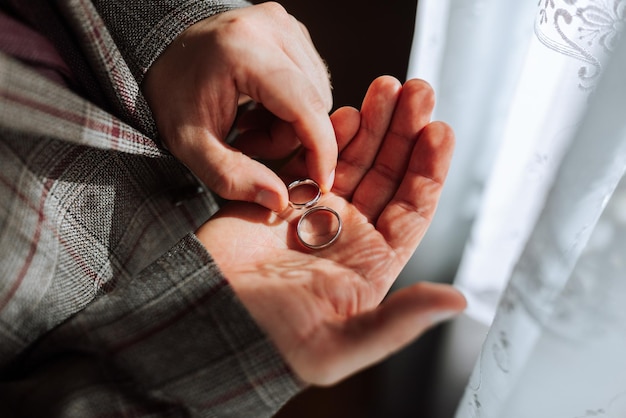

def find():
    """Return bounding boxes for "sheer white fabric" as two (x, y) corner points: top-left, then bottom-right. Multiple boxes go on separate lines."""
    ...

(407, 0), (626, 415)
(407, 0), (626, 323)
(401, 0), (540, 293)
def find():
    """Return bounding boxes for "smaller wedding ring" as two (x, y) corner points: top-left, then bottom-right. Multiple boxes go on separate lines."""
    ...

(297, 206), (343, 250)
(288, 179), (321, 209)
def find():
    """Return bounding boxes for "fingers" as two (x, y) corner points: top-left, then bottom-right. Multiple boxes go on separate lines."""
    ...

(278, 105), (361, 181)
(293, 282), (466, 386)
(229, 3), (336, 192)
(350, 78), (436, 222)
(231, 118), (301, 160)
(239, 57), (337, 192)
(331, 106), (361, 153)
(333, 76), (402, 199)
(172, 127), (290, 212)
(376, 121), (455, 258)
(144, 3), (336, 209)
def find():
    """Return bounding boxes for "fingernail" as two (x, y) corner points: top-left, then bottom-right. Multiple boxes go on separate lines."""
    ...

(429, 310), (460, 326)
(255, 189), (282, 212)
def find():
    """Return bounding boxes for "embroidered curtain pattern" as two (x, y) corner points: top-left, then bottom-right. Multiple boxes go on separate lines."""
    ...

(408, 0), (626, 416)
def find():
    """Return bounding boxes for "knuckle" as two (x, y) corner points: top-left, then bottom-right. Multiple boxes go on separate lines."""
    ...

(373, 161), (399, 183)
(260, 2), (303, 34)
(259, 1), (289, 18)
(298, 21), (312, 39)
(221, 14), (254, 40)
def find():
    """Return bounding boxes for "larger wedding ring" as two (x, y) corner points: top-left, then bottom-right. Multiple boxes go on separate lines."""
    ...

(297, 206), (343, 250)
(288, 178), (321, 209)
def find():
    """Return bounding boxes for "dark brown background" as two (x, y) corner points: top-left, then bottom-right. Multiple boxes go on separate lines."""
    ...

(257, 0), (418, 109)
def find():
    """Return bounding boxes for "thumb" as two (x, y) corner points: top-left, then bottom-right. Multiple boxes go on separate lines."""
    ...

(172, 129), (289, 212)
(292, 282), (466, 386)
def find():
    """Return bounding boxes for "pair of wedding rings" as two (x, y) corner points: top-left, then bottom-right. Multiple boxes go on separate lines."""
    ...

(288, 179), (342, 250)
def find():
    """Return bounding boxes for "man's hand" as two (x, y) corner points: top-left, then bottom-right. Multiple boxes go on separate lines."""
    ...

(143, 2), (336, 212)
(196, 76), (466, 385)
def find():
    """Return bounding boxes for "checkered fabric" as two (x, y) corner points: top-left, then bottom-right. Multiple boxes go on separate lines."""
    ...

(0, 1), (301, 416)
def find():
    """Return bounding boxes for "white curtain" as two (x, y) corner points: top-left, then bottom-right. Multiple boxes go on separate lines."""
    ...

(406, 0), (626, 415)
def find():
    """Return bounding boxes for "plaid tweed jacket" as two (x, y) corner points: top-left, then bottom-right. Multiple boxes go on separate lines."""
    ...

(0, 1), (301, 416)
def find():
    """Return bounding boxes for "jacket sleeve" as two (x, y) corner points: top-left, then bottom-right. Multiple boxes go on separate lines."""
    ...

(0, 233), (303, 417)
(90, 0), (251, 83)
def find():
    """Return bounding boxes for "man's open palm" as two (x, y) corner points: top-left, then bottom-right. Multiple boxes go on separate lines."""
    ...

(197, 76), (466, 385)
